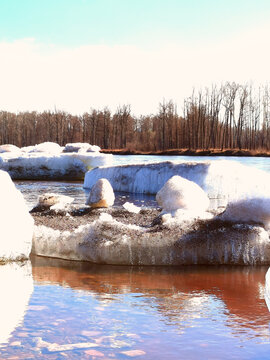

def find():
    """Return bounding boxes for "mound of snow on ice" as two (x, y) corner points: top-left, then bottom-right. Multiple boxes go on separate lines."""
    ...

(156, 175), (209, 212)
(64, 143), (100, 153)
(84, 161), (270, 204)
(0, 144), (21, 153)
(26, 142), (62, 154)
(0, 261), (33, 345)
(86, 178), (115, 208)
(0, 170), (34, 261)
(219, 197), (270, 229)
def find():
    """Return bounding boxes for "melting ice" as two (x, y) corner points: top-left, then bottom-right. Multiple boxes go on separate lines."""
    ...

(0, 142), (112, 180)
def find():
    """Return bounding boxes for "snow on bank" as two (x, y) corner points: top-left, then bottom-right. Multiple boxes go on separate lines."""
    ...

(0, 142), (112, 180)
(84, 160), (270, 202)
(0, 261), (33, 345)
(32, 212), (270, 265)
(0, 170), (34, 262)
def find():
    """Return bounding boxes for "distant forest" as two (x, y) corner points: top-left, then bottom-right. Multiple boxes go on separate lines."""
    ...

(1, 82), (270, 151)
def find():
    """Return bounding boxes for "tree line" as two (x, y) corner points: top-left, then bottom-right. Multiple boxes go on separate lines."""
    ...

(0, 82), (270, 151)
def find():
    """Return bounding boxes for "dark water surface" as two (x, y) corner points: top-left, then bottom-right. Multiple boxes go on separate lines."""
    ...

(1, 258), (270, 360)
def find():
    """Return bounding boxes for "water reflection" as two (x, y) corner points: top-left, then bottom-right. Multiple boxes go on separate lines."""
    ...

(0, 261), (33, 346)
(32, 257), (270, 337)
(1, 257), (269, 359)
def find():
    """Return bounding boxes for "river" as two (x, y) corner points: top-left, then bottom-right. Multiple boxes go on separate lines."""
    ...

(2, 155), (270, 359)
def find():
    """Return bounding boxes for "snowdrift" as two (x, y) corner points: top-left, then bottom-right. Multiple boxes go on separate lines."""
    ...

(0, 170), (34, 262)
(0, 142), (112, 180)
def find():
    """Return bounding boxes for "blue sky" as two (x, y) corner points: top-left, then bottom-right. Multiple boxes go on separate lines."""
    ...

(1, 0), (270, 46)
(0, 0), (269, 114)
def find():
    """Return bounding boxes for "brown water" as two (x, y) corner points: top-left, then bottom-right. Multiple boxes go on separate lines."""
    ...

(1, 257), (270, 359)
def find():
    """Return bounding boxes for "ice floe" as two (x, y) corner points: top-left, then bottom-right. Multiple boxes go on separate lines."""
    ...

(0, 261), (33, 345)
(32, 210), (270, 265)
(84, 161), (270, 204)
(0, 170), (34, 262)
(0, 142), (112, 180)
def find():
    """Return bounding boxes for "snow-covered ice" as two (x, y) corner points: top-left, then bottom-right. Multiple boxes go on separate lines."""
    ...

(0, 261), (33, 345)
(0, 170), (34, 262)
(32, 211), (270, 265)
(0, 142), (112, 180)
(84, 161), (270, 204)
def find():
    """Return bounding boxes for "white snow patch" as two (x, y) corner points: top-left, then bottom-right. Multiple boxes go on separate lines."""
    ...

(0, 144), (21, 153)
(123, 202), (141, 214)
(0, 170), (34, 262)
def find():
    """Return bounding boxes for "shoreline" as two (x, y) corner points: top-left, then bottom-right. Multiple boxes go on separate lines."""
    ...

(100, 148), (270, 157)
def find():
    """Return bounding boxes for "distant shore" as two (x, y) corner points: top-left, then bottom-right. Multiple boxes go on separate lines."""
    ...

(101, 148), (270, 157)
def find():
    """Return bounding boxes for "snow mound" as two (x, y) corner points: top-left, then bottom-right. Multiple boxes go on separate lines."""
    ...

(0, 261), (33, 345)
(219, 197), (270, 229)
(32, 213), (270, 265)
(84, 161), (270, 204)
(64, 143), (100, 153)
(86, 178), (115, 208)
(156, 175), (209, 212)
(0, 144), (21, 153)
(26, 142), (62, 154)
(0, 170), (34, 262)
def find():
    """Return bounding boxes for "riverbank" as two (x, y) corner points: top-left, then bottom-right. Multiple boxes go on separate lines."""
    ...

(101, 148), (270, 157)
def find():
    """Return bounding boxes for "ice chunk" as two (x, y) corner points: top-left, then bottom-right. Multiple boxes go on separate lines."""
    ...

(0, 144), (21, 153)
(219, 197), (270, 229)
(64, 143), (100, 153)
(84, 161), (270, 204)
(38, 193), (74, 208)
(26, 142), (62, 154)
(0, 170), (34, 262)
(0, 152), (112, 180)
(86, 178), (115, 208)
(123, 202), (141, 214)
(32, 215), (270, 265)
(156, 175), (209, 212)
(0, 262), (33, 345)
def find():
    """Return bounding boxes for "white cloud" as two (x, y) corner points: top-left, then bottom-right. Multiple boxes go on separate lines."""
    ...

(0, 23), (269, 116)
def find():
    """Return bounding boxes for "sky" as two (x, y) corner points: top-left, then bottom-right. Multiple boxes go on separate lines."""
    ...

(0, 0), (270, 115)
